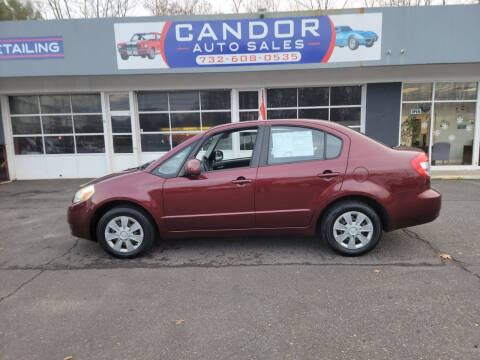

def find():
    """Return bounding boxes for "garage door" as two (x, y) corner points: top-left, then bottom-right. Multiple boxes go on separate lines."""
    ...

(8, 93), (108, 179)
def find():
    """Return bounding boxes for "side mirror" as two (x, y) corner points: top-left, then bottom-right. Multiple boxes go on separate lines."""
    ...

(213, 150), (223, 162)
(185, 159), (201, 177)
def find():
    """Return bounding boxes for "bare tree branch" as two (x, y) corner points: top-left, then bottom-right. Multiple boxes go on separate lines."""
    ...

(143, 0), (212, 15)
(41, 0), (137, 19)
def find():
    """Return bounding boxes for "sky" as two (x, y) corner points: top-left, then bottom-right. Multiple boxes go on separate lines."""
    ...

(34, 0), (476, 19)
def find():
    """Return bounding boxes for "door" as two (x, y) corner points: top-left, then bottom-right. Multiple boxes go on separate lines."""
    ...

(162, 126), (262, 231)
(105, 92), (139, 172)
(236, 89), (262, 122)
(255, 124), (349, 228)
(0, 145), (9, 181)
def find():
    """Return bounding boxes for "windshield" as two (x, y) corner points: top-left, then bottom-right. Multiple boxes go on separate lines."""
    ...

(130, 33), (156, 41)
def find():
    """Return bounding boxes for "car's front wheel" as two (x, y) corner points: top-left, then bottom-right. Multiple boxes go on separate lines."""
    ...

(96, 206), (155, 258)
(148, 47), (155, 59)
(120, 53), (129, 60)
(348, 37), (359, 50)
(321, 201), (382, 256)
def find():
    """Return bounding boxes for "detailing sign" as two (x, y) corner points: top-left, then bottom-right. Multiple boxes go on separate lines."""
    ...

(114, 13), (382, 70)
(0, 36), (64, 60)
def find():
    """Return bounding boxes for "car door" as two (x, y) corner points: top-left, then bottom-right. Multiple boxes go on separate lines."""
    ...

(255, 124), (349, 228)
(162, 126), (264, 232)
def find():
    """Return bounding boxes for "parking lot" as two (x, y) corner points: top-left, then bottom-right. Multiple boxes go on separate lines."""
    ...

(1, 179), (480, 359)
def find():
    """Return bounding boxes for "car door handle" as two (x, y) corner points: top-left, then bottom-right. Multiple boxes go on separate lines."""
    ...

(317, 171), (341, 178)
(231, 177), (252, 185)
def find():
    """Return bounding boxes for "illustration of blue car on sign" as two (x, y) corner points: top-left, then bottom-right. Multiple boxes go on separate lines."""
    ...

(335, 26), (378, 50)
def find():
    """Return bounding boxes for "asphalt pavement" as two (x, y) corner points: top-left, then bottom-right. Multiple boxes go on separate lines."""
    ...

(1, 179), (479, 359)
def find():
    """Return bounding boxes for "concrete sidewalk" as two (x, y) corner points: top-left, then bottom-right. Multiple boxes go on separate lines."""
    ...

(431, 169), (480, 180)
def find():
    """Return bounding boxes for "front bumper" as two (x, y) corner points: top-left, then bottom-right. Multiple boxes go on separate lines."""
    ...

(67, 200), (95, 241)
(119, 47), (149, 56)
(360, 37), (378, 45)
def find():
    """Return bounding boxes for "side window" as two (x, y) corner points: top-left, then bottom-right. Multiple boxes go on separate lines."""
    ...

(326, 133), (342, 159)
(268, 126), (324, 165)
(154, 144), (193, 178)
(195, 127), (258, 172)
(268, 126), (342, 165)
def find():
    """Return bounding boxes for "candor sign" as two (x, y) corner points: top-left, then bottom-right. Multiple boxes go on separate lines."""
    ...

(114, 13), (382, 70)
(0, 36), (64, 60)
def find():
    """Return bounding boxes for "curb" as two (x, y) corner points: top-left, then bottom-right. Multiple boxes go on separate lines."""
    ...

(431, 176), (480, 180)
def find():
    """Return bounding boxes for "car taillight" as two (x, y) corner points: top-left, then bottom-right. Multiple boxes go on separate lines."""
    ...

(410, 152), (430, 178)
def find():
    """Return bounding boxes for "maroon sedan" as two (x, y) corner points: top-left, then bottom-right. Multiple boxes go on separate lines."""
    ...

(68, 120), (441, 258)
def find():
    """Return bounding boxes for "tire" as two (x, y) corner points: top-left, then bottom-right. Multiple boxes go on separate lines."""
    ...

(348, 36), (359, 50)
(365, 43), (374, 48)
(96, 206), (155, 258)
(120, 53), (129, 60)
(321, 201), (382, 256)
(148, 47), (155, 59)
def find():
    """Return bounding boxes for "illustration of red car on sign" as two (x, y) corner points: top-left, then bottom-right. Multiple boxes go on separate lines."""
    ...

(117, 32), (162, 60)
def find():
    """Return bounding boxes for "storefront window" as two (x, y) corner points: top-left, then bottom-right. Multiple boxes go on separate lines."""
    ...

(239, 91), (259, 122)
(9, 94), (105, 155)
(401, 82), (478, 166)
(109, 93), (130, 111)
(400, 102), (431, 153)
(435, 82), (477, 101)
(432, 102), (476, 165)
(401, 83), (432, 102)
(137, 90), (231, 152)
(266, 86), (362, 131)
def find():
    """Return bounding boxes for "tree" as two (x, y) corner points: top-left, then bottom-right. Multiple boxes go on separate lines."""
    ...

(143, 0), (212, 15)
(291, 0), (349, 10)
(230, 0), (244, 13)
(40, 0), (136, 19)
(243, 0), (282, 12)
(0, 0), (42, 20)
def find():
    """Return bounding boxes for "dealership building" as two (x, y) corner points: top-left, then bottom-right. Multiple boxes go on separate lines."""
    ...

(0, 4), (479, 180)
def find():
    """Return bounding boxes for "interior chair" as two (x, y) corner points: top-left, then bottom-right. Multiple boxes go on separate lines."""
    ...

(432, 142), (450, 165)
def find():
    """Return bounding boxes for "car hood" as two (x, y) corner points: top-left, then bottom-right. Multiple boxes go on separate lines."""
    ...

(356, 30), (377, 37)
(83, 169), (140, 187)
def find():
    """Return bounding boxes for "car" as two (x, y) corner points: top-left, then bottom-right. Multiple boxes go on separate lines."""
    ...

(68, 119), (441, 258)
(117, 32), (162, 60)
(335, 26), (378, 50)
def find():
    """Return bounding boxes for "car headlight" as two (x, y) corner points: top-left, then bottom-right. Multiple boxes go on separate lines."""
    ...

(73, 184), (95, 204)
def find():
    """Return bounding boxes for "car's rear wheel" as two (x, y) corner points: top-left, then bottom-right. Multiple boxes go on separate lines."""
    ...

(348, 37), (359, 50)
(120, 53), (129, 60)
(96, 206), (155, 258)
(322, 201), (382, 256)
(365, 42), (374, 48)
(148, 47), (155, 59)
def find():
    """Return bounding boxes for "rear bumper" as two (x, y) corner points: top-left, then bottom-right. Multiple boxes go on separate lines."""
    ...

(389, 188), (441, 231)
(67, 200), (95, 241)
